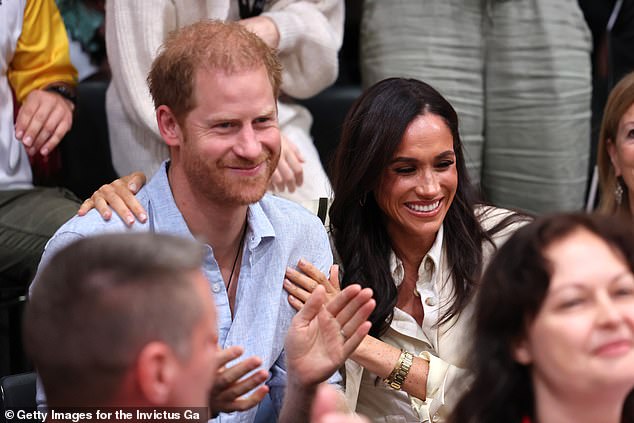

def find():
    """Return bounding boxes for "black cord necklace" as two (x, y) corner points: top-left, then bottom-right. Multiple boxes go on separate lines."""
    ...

(226, 222), (248, 294)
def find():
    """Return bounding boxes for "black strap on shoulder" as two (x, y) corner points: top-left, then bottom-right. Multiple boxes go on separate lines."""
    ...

(317, 197), (329, 225)
(238, 0), (266, 19)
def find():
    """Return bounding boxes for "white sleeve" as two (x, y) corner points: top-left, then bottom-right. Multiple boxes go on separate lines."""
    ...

(263, 0), (344, 98)
(105, 0), (176, 140)
(410, 351), (471, 422)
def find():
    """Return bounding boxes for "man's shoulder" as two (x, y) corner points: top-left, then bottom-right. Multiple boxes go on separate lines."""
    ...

(50, 191), (152, 244)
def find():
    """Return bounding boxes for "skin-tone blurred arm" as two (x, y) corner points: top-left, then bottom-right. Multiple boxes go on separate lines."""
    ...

(238, 19), (305, 193)
(270, 133), (305, 193)
(279, 285), (375, 423)
(284, 260), (430, 401)
(239, 16), (280, 48)
(311, 385), (369, 423)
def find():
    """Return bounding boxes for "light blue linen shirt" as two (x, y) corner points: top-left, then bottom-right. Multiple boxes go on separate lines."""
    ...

(33, 162), (335, 423)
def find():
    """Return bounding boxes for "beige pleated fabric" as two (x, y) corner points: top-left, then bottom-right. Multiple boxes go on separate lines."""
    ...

(361, 0), (592, 214)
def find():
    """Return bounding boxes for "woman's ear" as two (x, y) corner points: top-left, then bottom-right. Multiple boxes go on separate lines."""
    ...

(512, 338), (533, 365)
(607, 139), (622, 177)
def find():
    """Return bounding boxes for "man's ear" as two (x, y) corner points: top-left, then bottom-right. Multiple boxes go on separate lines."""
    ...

(607, 139), (622, 177)
(512, 338), (533, 365)
(156, 105), (184, 147)
(136, 342), (179, 405)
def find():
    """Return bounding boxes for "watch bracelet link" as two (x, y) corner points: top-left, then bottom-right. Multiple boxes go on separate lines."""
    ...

(384, 349), (414, 390)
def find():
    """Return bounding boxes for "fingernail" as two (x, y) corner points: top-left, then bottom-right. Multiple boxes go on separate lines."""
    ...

(126, 215), (135, 225)
(128, 183), (137, 192)
(23, 136), (32, 146)
(298, 258), (305, 265)
(41, 147), (49, 156)
(15, 130), (23, 139)
(139, 213), (147, 222)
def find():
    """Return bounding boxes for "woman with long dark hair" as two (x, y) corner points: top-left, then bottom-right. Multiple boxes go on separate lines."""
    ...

(285, 77), (527, 422)
(450, 213), (634, 423)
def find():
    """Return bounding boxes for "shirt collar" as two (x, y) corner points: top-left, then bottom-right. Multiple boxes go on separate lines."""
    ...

(390, 225), (444, 287)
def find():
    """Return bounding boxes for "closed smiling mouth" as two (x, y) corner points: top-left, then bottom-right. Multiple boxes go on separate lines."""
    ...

(593, 339), (633, 357)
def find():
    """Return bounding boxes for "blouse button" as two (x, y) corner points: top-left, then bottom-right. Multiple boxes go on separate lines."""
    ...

(212, 283), (222, 293)
(425, 297), (437, 307)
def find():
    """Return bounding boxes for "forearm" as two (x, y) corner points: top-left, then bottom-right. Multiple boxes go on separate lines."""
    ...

(350, 335), (429, 400)
(278, 377), (318, 423)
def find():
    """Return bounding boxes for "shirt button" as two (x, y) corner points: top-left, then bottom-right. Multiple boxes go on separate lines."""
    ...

(212, 283), (221, 293)
(432, 415), (440, 422)
(425, 297), (437, 307)
(424, 260), (432, 271)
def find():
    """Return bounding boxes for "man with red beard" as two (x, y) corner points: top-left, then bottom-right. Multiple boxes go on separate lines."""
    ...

(31, 20), (373, 423)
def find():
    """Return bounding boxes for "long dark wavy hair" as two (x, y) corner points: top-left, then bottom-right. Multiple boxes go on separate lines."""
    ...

(329, 77), (510, 337)
(449, 213), (634, 423)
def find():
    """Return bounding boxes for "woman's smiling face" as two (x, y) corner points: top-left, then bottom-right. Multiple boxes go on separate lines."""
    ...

(374, 113), (458, 251)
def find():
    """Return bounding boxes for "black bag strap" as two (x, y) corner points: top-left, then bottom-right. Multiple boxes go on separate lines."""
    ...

(238, 0), (266, 19)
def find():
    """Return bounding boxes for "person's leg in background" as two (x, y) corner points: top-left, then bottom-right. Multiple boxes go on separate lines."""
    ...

(360, 0), (485, 184)
(0, 187), (79, 375)
(482, 0), (592, 213)
(0, 187), (80, 286)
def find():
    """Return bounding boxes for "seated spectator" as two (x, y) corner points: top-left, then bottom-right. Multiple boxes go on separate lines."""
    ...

(1, 0), (79, 287)
(25, 233), (373, 423)
(283, 78), (529, 422)
(33, 19), (375, 422)
(105, 0), (342, 202)
(450, 213), (634, 423)
(25, 233), (218, 410)
(597, 71), (634, 220)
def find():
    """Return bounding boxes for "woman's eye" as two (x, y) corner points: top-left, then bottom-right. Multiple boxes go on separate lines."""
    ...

(558, 297), (585, 310)
(613, 283), (634, 297)
(394, 167), (415, 174)
(436, 160), (454, 169)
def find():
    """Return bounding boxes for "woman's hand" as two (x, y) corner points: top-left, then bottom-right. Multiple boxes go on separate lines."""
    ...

(284, 259), (342, 311)
(77, 171), (147, 226)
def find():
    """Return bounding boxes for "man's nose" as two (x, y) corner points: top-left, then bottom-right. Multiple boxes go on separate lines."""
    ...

(233, 125), (263, 160)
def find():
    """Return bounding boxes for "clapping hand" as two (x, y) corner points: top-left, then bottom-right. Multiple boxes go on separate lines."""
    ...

(285, 285), (374, 387)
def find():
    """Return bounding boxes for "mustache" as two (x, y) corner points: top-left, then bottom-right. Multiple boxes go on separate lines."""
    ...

(220, 153), (271, 168)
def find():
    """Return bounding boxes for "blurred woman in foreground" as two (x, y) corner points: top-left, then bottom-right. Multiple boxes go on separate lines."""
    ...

(450, 213), (634, 423)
